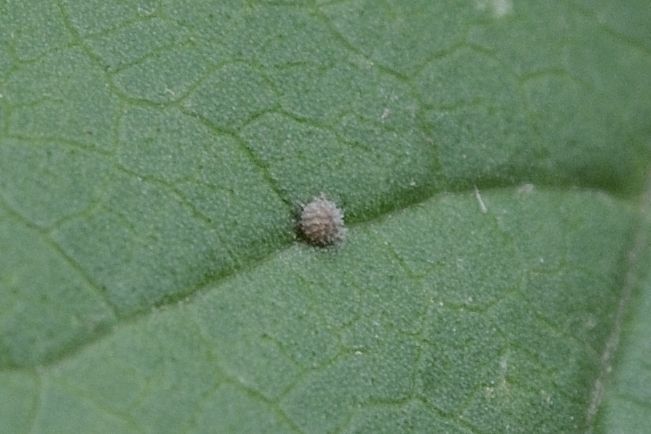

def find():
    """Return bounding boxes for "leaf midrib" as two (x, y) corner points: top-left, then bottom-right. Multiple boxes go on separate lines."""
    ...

(1, 179), (647, 373)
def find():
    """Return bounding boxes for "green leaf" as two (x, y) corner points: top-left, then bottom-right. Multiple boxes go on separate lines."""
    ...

(1, 0), (650, 432)
(595, 192), (651, 433)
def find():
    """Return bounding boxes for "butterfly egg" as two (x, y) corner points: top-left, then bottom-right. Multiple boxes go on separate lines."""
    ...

(299, 194), (346, 246)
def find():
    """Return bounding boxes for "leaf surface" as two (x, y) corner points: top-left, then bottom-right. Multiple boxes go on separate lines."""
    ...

(1, 0), (651, 432)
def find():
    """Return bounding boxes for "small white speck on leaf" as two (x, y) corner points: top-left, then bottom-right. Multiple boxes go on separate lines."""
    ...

(476, 0), (513, 17)
(517, 183), (535, 194)
(474, 185), (488, 213)
(298, 194), (346, 246)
